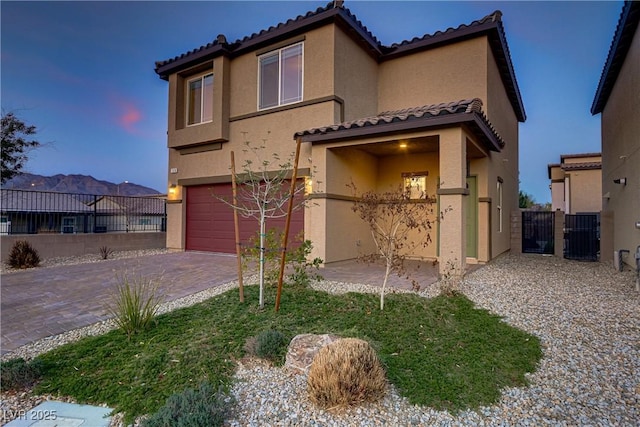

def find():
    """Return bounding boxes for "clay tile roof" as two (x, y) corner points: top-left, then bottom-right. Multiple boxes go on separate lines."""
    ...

(155, 2), (525, 122)
(592, 1), (640, 114)
(561, 162), (602, 171)
(295, 98), (505, 152)
(390, 11), (502, 49)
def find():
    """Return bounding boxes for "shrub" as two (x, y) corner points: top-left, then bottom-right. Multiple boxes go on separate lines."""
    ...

(7, 240), (40, 269)
(0, 357), (43, 390)
(142, 381), (234, 427)
(99, 246), (114, 260)
(307, 338), (387, 409)
(108, 272), (164, 339)
(254, 330), (287, 362)
(286, 238), (323, 287)
(242, 229), (323, 287)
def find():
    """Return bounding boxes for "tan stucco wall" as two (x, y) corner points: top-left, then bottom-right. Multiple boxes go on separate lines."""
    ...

(566, 169), (602, 214)
(550, 181), (565, 212)
(334, 26), (379, 121)
(1, 233), (165, 262)
(486, 45), (520, 148)
(378, 38), (487, 113)
(600, 25), (640, 266)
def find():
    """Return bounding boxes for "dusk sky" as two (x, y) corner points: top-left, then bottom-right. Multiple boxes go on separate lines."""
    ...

(1, 1), (623, 203)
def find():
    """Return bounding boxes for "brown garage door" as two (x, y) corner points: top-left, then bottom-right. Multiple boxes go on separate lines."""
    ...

(186, 183), (304, 253)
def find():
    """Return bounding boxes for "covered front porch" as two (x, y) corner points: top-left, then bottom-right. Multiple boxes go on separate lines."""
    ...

(297, 99), (505, 277)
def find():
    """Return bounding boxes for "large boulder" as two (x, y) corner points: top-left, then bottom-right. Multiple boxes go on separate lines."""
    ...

(284, 333), (340, 375)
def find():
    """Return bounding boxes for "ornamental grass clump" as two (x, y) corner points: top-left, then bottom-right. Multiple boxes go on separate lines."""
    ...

(108, 272), (164, 339)
(307, 338), (387, 409)
(7, 240), (40, 269)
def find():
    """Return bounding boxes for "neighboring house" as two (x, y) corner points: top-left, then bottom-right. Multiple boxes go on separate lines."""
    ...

(591, 0), (640, 267)
(89, 196), (166, 232)
(547, 153), (602, 214)
(0, 189), (93, 234)
(154, 2), (526, 274)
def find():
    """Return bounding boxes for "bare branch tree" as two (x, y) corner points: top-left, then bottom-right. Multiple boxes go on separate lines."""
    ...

(348, 182), (436, 310)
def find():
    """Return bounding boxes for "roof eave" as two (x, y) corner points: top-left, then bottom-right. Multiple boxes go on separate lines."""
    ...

(591, 1), (640, 115)
(299, 113), (503, 153)
(155, 44), (228, 80)
(155, 5), (384, 79)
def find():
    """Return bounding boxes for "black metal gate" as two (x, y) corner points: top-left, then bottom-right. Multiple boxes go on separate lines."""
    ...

(522, 211), (554, 254)
(564, 214), (599, 261)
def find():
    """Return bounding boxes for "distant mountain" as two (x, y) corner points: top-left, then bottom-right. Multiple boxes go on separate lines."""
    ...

(3, 173), (161, 196)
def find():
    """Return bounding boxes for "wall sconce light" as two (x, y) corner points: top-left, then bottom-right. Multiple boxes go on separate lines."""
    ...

(305, 177), (313, 195)
(168, 183), (182, 201)
(613, 178), (627, 185)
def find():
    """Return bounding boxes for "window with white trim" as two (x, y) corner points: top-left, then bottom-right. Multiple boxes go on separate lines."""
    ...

(497, 178), (503, 233)
(258, 42), (303, 110)
(187, 73), (214, 125)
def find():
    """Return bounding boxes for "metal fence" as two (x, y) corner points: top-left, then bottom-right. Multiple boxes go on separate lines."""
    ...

(564, 214), (599, 261)
(0, 189), (166, 235)
(522, 211), (554, 255)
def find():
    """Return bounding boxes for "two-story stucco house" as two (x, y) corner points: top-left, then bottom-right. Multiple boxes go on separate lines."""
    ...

(591, 0), (639, 268)
(547, 153), (602, 214)
(154, 1), (526, 275)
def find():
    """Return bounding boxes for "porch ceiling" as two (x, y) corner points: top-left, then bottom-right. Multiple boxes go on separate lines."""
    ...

(328, 135), (486, 159)
(345, 136), (438, 157)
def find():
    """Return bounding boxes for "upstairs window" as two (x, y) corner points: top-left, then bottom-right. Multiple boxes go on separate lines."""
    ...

(258, 42), (303, 110)
(187, 73), (213, 125)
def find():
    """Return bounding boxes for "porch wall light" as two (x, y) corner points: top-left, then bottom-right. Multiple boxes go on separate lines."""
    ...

(613, 178), (627, 185)
(399, 142), (408, 148)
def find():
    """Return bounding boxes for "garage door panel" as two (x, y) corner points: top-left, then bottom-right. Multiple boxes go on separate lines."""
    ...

(186, 183), (304, 253)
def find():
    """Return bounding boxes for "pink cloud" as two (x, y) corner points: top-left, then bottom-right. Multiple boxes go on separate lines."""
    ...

(119, 104), (142, 132)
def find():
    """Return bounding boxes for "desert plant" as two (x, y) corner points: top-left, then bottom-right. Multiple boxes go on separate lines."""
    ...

(243, 230), (323, 288)
(7, 240), (41, 269)
(287, 237), (323, 287)
(0, 357), (43, 390)
(348, 183), (436, 310)
(439, 258), (463, 296)
(99, 246), (114, 260)
(254, 329), (287, 362)
(108, 272), (164, 339)
(141, 381), (234, 427)
(307, 338), (387, 409)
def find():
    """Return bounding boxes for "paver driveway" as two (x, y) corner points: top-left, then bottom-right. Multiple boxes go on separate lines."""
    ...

(1, 252), (242, 355)
(1, 252), (440, 355)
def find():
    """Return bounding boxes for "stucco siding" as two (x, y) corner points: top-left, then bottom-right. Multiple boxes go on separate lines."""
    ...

(600, 25), (640, 265)
(378, 38), (488, 112)
(334, 26), (378, 121)
(567, 169), (602, 213)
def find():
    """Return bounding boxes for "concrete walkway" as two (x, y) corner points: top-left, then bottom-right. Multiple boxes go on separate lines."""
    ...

(1, 252), (440, 355)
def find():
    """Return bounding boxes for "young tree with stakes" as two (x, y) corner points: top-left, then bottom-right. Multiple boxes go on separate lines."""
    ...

(216, 134), (307, 309)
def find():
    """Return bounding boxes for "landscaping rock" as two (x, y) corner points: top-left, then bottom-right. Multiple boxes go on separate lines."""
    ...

(284, 333), (340, 375)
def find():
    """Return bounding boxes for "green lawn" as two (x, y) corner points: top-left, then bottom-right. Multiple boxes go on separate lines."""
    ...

(35, 284), (542, 422)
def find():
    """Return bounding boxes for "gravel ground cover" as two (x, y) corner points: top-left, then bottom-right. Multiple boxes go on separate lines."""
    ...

(2, 252), (638, 426)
